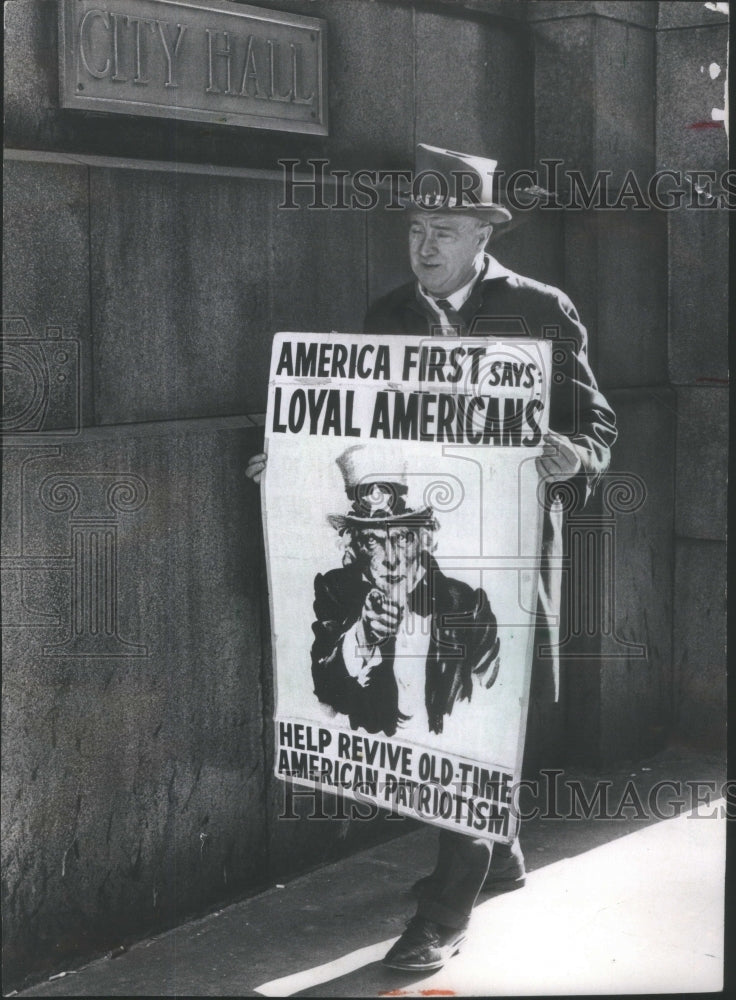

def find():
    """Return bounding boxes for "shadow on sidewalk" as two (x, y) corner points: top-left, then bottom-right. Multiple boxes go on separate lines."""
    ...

(16, 749), (727, 998)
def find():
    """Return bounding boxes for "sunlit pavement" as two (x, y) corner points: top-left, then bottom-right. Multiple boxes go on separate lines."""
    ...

(14, 751), (727, 997)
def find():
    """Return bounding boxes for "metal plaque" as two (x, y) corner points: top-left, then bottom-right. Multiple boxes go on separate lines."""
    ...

(58, 0), (327, 135)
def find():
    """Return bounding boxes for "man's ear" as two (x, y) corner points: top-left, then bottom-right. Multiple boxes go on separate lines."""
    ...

(477, 223), (493, 249)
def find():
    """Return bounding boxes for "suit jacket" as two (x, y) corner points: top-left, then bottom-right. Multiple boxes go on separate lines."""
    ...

(364, 256), (618, 701)
(311, 559), (500, 736)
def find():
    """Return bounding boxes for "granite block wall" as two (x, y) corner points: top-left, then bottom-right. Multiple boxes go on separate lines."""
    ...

(2, 421), (269, 981)
(4, 0), (532, 172)
(657, 2), (728, 755)
(526, 0), (727, 764)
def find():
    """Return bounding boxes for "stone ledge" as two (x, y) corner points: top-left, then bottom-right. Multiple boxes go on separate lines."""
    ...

(0, 414), (265, 445)
(525, 1), (657, 27)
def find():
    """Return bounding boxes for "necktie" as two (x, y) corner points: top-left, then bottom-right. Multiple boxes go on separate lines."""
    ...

(435, 298), (466, 335)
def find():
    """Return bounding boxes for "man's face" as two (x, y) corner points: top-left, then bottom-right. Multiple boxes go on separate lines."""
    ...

(354, 525), (424, 598)
(408, 212), (491, 298)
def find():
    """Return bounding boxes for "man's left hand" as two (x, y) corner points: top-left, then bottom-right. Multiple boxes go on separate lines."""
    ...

(536, 431), (582, 481)
(246, 452), (267, 484)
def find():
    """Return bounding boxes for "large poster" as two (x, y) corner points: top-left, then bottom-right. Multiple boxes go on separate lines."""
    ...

(263, 332), (551, 842)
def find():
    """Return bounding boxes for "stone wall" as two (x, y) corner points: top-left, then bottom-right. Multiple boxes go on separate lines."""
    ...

(526, 0), (728, 764)
(656, 2), (729, 751)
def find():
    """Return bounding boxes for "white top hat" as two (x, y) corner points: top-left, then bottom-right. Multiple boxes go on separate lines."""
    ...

(329, 445), (434, 529)
(401, 143), (512, 222)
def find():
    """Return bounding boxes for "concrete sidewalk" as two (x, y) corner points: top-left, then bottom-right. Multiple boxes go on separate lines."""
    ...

(13, 752), (727, 997)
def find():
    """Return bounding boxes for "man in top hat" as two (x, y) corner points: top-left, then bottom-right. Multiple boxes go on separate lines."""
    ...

(311, 444), (500, 740)
(247, 142), (617, 972)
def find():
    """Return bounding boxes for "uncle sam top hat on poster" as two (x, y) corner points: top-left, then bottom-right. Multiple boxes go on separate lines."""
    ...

(327, 445), (436, 530)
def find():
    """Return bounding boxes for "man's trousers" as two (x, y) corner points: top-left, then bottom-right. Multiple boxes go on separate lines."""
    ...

(415, 830), (492, 929)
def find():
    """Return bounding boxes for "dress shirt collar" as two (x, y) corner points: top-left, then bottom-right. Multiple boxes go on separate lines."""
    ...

(416, 251), (486, 318)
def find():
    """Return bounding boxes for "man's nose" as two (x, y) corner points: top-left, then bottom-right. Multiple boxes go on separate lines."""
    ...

(382, 542), (399, 568)
(418, 232), (438, 257)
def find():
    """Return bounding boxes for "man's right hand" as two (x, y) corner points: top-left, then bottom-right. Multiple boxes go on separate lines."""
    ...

(361, 588), (403, 645)
(245, 453), (267, 484)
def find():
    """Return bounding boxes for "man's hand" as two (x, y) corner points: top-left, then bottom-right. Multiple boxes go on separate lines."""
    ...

(362, 588), (403, 645)
(245, 452), (267, 484)
(342, 590), (402, 687)
(536, 431), (582, 481)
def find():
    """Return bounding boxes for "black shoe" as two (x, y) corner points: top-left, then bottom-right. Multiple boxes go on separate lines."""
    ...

(411, 840), (526, 898)
(383, 916), (467, 971)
